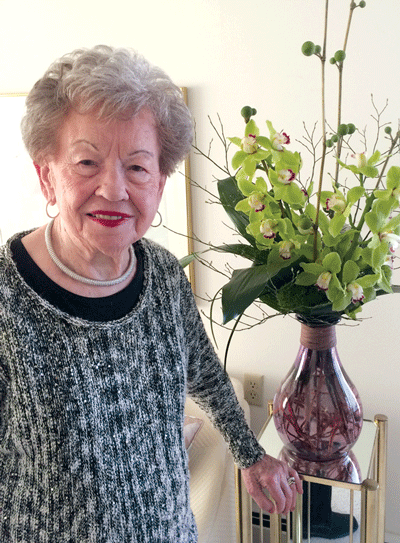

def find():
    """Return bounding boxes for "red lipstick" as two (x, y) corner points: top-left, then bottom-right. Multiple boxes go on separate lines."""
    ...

(87, 210), (132, 228)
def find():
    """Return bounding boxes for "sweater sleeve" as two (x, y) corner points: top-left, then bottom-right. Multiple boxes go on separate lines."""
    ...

(178, 268), (265, 469)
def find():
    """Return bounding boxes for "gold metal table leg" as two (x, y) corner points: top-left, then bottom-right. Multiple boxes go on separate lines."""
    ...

(349, 489), (354, 543)
(360, 479), (378, 543)
(375, 414), (388, 543)
(270, 513), (282, 543)
(235, 467), (252, 543)
(292, 492), (303, 543)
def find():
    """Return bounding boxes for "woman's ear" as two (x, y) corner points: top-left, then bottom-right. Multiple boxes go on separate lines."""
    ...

(157, 174), (167, 203)
(34, 162), (56, 205)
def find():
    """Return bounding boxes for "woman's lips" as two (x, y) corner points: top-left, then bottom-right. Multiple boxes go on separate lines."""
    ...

(87, 211), (132, 228)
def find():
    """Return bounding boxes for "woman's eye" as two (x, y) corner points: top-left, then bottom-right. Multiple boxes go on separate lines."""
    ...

(79, 159), (97, 167)
(128, 164), (146, 173)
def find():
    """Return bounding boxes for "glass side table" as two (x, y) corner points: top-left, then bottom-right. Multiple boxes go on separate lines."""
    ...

(235, 403), (387, 543)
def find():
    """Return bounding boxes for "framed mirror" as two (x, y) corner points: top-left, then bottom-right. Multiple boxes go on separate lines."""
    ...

(0, 90), (194, 285)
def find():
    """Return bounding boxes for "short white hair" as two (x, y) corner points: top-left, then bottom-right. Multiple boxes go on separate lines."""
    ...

(21, 45), (193, 176)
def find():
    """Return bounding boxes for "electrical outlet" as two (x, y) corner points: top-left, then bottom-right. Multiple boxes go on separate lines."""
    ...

(244, 373), (264, 407)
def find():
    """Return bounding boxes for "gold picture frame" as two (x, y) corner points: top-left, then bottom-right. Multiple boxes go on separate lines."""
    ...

(0, 89), (194, 286)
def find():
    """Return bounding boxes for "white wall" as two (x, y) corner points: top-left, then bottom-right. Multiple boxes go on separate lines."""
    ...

(1, 0), (399, 538)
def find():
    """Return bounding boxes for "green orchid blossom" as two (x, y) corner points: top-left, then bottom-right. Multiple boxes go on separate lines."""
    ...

(196, 107), (400, 324)
(337, 150), (381, 180)
(182, 1), (400, 328)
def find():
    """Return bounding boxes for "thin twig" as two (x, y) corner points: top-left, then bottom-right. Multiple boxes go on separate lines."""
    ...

(313, 0), (329, 260)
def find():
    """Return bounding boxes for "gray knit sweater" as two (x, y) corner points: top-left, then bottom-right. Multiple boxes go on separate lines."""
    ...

(0, 234), (264, 542)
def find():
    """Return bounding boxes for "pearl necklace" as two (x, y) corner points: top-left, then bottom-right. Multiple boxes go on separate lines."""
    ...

(45, 219), (135, 287)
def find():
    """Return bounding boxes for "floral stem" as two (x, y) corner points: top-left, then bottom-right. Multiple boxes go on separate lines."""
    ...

(223, 312), (243, 371)
(373, 131), (400, 191)
(343, 1), (355, 51)
(313, 0), (329, 261)
(334, 1), (356, 185)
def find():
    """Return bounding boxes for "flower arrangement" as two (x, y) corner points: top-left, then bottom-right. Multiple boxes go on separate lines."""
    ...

(188, 0), (400, 328)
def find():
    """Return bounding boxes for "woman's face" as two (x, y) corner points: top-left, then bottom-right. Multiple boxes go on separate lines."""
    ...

(39, 108), (166, 258)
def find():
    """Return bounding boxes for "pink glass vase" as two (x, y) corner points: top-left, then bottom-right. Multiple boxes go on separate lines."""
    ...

(273, 321), (363, 462)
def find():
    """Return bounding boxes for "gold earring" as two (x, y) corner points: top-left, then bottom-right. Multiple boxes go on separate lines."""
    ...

(46, 201), (59, 219)
(151, 211), (162, 228)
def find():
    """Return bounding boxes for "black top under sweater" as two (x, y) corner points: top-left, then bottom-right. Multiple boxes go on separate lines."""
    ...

(0, 232), (265, 543)
(10, 237), (145, 322)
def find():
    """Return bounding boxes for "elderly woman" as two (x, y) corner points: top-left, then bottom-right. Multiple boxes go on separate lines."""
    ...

(0, 46), (301, 542)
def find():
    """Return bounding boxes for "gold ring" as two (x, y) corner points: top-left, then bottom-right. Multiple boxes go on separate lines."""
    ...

(287, 476), (296, 486)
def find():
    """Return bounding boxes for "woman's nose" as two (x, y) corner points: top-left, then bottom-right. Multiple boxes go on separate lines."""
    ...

(95, 163), (129, 201)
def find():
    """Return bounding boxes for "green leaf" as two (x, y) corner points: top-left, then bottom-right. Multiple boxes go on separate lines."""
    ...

(374, 188), (392, 201)
(326, 274), (348, 310)
(256, 136), (272, 149)
(217, 177), (254, 245)
(347, 186), (365, 206)
(214, 243), (261, 261)
(277, 150), (302, 171)
(266, 120), (276, 137)
(387, 166), (400, 189)
(357, 273), (380, 288)
(368, 150), (381, 166)
(332, 293), (352, 312)
(254, 176), (269, 192)
(295, 271), (319, 286)
(300, 262), (325, 275)
(221, 265), (278, 323)
(228, 137), (242, 147)
(243, 156), (257, 177)
(342, 260), (359, 284)
(371, 242), (389, 269)
(278, 183), (307, 206)
(362, 286), (377, 303)
(179, 253), (197, 268)
(365, 199), (392, 233)
(322, 252), (342, 274)
(245, 119), (259, 137)
(359, 165), (379, 178)
(232, 150), (247, 170)
(365, 210), (380, 234)
(235, 199), (251, 213)
(237, 177), (256, 196)
(329, 214), (346, 237)
(378, 265), (393, 293)
(384, 212), (400, 232)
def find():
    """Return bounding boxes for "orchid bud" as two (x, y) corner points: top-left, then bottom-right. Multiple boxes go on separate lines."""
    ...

(334, 50), (346, 62)
(302, 41), (315, 56)
(241, 106), (254, 123)
(337, 124), (349, 136)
